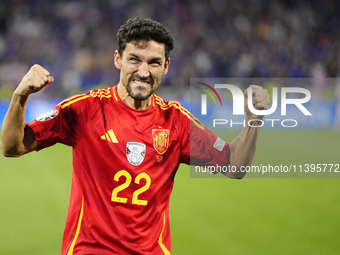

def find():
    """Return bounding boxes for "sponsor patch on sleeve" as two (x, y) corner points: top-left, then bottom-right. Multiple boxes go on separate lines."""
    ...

(36, 109), (59, 121)
(213, 136), (226, 152)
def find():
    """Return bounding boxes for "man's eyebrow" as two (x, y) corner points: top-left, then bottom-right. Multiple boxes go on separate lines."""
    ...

(128, 53), (163, 62)
(128, 53), (140, 59)
(148, 57), (163, 62)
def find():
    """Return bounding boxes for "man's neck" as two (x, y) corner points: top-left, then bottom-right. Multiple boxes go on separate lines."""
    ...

(116, 83), (152, 110)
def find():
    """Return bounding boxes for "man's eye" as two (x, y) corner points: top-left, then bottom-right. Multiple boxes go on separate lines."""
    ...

(150, 62), (161, 66)
(130, 58), (138, 62)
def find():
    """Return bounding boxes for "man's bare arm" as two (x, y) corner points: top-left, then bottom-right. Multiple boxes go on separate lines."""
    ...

(225, 85), (270, 178)
(0, 64), (54, 157)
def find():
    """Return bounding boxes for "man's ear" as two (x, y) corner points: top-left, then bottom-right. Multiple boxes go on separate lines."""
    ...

(162, 58), (170, 76)
(114, 50), (122, 69)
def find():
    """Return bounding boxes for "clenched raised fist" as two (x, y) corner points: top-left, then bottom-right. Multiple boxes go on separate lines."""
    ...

(15, 64), (54, 97)
(244, 85), (270, 120)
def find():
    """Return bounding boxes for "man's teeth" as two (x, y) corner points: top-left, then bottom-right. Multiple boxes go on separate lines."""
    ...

(134, 80), (149, 85)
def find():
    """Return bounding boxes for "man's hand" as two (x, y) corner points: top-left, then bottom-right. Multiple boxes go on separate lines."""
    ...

(15, 64), (54, 97)
(244, 85), (270, 120)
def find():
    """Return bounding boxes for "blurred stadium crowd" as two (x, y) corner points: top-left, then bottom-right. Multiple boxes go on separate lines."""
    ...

(0, 0), (339, 100)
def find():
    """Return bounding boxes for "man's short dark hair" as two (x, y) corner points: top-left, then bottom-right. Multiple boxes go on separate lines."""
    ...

(117, 17), (174, 61)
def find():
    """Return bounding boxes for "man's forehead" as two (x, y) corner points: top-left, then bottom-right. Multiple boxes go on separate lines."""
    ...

(131, 40), (149, 49)
(123, 40), (166, 59)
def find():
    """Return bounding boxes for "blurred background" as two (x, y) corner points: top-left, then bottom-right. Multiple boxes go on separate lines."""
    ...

(0, 1), (340, 255)
(0, 0), (339, 100)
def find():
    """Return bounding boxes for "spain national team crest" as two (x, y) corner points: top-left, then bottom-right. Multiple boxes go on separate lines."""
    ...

(126, 142), (146, 166)
(152, 129), (170, 154)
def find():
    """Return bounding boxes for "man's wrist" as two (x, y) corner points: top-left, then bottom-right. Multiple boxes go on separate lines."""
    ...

(245, 115), (264, 127)
(12, 90), (30, 106)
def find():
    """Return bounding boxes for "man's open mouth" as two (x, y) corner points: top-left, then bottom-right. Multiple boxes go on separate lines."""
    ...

(133, 79), (150, 85)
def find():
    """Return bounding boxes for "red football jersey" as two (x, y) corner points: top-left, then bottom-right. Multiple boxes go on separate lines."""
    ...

(27, 86), (230, 254)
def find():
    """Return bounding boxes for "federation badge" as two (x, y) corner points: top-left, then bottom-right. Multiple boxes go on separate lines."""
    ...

(35, 109), (59, 121)
(152, 129), (170, 154)
(213, 136), (226, 152)
(126, 142), (146, 166)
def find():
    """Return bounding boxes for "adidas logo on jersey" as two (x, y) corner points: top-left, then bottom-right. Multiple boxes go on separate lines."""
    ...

(101, 129), (119, 143)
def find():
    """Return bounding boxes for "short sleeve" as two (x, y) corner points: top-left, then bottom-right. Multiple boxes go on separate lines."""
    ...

(27, 103), (78, 151)
(180, 113), (230, 167)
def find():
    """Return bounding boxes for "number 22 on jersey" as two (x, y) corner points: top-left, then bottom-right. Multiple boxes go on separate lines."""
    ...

(111, 170), (151, 206)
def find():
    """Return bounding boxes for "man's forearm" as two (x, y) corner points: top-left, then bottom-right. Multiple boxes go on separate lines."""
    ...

(225, 84), (270, 179)
(227, 117), (262, 178)
(0, 93), (30, 157)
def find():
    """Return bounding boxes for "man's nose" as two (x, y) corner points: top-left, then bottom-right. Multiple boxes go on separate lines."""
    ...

(137, 62), (150, 78)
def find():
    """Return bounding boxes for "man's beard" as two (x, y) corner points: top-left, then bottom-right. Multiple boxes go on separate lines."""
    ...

(125, 74), (155, 101)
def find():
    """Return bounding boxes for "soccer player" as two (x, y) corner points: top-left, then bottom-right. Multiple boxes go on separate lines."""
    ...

(0, 17), (269, 254)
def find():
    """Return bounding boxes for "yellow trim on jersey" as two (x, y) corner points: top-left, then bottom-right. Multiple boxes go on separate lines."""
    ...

(99, 94), (111, 99)
(90, 88), (110, 94)
(113, 86), (118, 101)
(90, 88), (112, 100)
(67, 197), (84, 255)
(60, 88), (113, 109)
(154, 96), (205, 131)
(61, 95), (90, 109)
(59, 94), (84, 105)
(158, 213), (171, 255)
